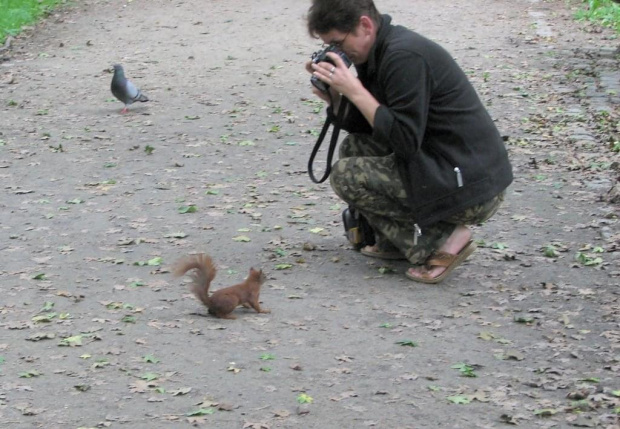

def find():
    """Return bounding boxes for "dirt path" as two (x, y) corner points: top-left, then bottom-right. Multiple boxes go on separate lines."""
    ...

(0, 0), (618, 428)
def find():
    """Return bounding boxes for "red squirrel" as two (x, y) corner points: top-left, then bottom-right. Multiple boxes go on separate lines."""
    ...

(173, 253), (270, 319)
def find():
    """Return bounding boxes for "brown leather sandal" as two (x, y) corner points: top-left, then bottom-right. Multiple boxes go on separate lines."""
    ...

(406, 240), (477, 284)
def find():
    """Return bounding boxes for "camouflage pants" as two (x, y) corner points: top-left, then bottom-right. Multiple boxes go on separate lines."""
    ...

(330, 133), (505, 264)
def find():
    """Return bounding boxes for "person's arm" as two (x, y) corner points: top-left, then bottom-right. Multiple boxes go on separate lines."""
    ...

(371, 51), (432, 159)
(312, 50), (431, 159)
(311, 53), (379, 127)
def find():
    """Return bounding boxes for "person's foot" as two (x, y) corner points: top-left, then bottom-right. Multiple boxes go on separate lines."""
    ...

(406, 225), (472, 281)
(362, 244), (379, 253)
(361, 239), (406, 260)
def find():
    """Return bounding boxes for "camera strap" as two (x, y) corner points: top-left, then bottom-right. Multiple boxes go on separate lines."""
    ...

(307, 98), (348, 184)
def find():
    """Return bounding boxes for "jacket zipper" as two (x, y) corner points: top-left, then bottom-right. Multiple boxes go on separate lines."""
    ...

(454, 167), (464, 187)
(411, 148), (464, 246)
(413, 223), (422, 245)
(426, 145), (465, 188)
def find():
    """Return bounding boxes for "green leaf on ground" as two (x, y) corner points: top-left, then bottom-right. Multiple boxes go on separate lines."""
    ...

(478, 331), (496, 341)
(451, 362), (477, 377)
(18, 370), (42, 378)
(178, 205), (197, 214)
(395, 340), (418, 347)
(447, 395), (471, 404)
(543, 245), (559, 258)
(140, 372), (159, 381)
(122, 315), (137, 323)
(59, 335), (83, 347)
(32, 313), (57, 323)
(134, 257), (162, 267)
(579, 377), (600, 383)
(575, 252), (603, 266)
(297, 393), (313, 404)
(39, 301), (55, 312)
(274, 264), (293, 270)
(187, 408), (215, 416)
(143, 354), (160, 364)
(514, 315), (535, 324)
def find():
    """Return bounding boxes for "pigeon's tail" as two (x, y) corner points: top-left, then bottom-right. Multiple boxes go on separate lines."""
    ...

(135, 91), (149, 103)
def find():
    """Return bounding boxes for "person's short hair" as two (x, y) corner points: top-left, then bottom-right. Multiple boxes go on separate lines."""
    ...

(307, 0), (381, 38)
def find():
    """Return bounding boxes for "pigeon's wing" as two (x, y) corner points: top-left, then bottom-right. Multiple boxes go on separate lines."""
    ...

(126, 79), (148, 103)
(124, 79), (141, 101)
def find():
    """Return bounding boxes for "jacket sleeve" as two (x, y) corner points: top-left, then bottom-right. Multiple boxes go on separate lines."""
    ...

(330, 101), (373, 134)
(372, 50), (432, 160)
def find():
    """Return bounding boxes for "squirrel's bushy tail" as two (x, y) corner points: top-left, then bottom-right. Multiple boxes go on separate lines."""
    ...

(173, 254), (217, 307)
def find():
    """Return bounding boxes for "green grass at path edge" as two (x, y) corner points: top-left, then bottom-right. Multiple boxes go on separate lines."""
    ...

(0, 0), (67, 44)
(577, 0), (620, 33)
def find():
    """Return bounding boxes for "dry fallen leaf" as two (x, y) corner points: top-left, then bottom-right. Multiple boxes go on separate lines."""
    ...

(330, 390), (358, 402)
(243, 423), (270, 429)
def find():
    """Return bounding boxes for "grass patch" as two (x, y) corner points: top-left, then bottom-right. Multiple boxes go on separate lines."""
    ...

(0, 0), (67, 44)
(575, 0), (620, 33)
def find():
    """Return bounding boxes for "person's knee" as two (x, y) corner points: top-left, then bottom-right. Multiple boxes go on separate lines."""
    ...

(329, 159), (349, 200)
(338, 135), (356, 159)
(338, 133), (372, 158)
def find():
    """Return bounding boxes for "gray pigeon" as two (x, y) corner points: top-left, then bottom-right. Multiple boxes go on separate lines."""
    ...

(110, 64), (148, 113)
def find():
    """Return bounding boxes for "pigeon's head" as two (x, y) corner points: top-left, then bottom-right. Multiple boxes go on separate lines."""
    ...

(112, 64), (124, 72)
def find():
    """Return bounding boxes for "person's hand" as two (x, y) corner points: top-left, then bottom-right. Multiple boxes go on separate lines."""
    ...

(311, 52), (358, 99)
(306, 59), (340, 105)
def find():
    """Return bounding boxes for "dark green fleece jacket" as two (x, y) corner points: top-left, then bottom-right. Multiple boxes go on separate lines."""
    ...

(339, 15), (513, 227)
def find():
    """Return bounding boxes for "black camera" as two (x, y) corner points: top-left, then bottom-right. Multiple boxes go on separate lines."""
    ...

(310, 45), (352, 93)
(342, 206), (375, 250)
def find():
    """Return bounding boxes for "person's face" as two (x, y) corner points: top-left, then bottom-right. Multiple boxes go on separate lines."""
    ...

(319, 16), (375, 65)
